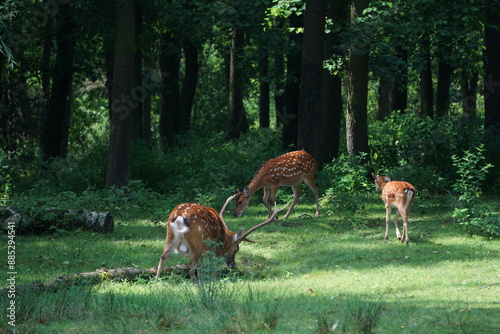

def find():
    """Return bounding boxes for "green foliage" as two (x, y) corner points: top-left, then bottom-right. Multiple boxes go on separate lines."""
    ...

(452, 145), (499, 238)
(319, 153), (372, 214)
(369, 113), (484, 195)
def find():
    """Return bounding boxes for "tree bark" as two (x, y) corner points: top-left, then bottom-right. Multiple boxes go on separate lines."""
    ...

(346, 0), (370, 160)
(158, 33), (181, 149)
(281, 13), (302, 150)
(259, 56), (270, 128)
(484, 1), (500, 135)
(180, 41), (199, 134)
(2, 266), (192, 294)
(41, 3), (75, 159)
(419, 35), (433, 118)
(377, 76), (392, 120)
(1, 207), (113, 234)
(391, 47), (408, 113)
(320, 0), (346, 164)
(436, 61), (452, 118)
(106, 0), (135, 188)
(460, 69), (477, 118)
(227, 29), (249, 140)
(131, 2), (144, 142)
(297, 0), (326, 163)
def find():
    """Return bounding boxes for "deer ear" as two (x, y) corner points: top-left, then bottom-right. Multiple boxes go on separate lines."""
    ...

(371, 172), (377, 179)
(243, 185), (250, 197)
(384, 176), (391, 182)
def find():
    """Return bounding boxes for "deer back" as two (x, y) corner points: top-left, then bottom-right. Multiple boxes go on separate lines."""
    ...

(168, 203), (236, 258)
(254, 150), (317, 187)
(372, 173), (415, 209)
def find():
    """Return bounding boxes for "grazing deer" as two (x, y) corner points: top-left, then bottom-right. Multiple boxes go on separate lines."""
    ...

(372, 173), (416, 245)
(155, 194), (285, 281)
(234, 150), (320, 219)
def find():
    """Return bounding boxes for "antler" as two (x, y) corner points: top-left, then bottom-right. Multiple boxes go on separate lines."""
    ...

(238, 204), (288, 241)
(219, 194), (237, 229)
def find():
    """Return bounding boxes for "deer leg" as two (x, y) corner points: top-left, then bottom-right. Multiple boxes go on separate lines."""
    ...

(284, 184), (301, 219)
(155, 237), (180, 281)
(267, 186), (279, 218)
(400, 210), (409, 245)
(384, 204), (391, 240)
(304, 177), (320, 217)
(263, 187), (272, 217)
(188, 254), (203, 283)
(393, 210), (402, 240)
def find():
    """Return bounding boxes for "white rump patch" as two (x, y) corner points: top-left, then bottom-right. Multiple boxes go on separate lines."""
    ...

(170, 216), (189, 234)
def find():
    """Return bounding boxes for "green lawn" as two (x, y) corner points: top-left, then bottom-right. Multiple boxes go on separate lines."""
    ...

(1, 195), (499, 333)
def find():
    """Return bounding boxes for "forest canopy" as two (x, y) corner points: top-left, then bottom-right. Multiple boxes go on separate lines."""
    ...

(0, 0), (499, 196)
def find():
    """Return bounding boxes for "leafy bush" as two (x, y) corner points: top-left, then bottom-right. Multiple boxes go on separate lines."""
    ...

(369, 113), (484, 195)
(318, 153), (372, 214)
(452, 145), (499, 238)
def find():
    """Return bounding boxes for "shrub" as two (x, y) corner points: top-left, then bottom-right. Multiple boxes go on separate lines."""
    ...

(451, 145), (499, 238)
(318, 153), (372, 214)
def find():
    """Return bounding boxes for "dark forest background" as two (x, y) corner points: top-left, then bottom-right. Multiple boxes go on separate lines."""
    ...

(1, 0), (499, 202)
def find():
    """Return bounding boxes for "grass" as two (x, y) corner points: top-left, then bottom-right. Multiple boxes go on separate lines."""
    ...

(1, 194), (499, 333)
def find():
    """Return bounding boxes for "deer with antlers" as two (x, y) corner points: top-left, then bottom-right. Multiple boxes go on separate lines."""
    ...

(234, 150), (320, 219)
(372, 173), (416, 245)
(155, 194), (285, 281)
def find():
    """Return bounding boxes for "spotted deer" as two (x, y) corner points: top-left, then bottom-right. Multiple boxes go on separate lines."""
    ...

(234, 150), (320, 219)
(372, 173), (416, 245)
(155, 194), (285, 281)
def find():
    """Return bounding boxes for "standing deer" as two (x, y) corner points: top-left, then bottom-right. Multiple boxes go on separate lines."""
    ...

(155, 194), (285, 281)
(234, 150), (320, 219)
(372, 173), (416, 245)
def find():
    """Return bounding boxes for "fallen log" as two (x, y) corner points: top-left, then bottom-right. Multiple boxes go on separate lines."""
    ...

(2, 265), (192, 294)
(1, 207), (113, 234)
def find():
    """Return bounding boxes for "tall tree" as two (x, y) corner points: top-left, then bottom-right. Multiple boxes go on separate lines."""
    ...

(41, 3), (75, 159)
(297, 0), (326, 163)
(321, 0), (348, 162)
(346, 0), (370, 159)
(484, 0), (500, 135)
(281, 13), (302, 150)
(158, 33), (181, 149)
(227, 28), (249, 140)
(259, 55), (270, 128)
(106, 0), (135, 188)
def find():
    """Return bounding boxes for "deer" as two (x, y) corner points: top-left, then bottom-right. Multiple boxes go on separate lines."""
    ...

(234, 150), (320, 219)
(372, 172), (416, 245)
(155, 194), (286, 281)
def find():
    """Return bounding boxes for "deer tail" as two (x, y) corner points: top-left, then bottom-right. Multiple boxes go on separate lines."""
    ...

(171, 216), (190, 234)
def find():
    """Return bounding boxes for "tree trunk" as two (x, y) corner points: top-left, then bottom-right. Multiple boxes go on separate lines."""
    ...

(391, 47), (408, 113)
(460, 69), (477, 118)
(227, 29), (249, 140)
(41, 3), (75, 159)
(377, 76), (392, 120)
(346, 0), (370, 160)
(419, 35), (433, 118)
(131, 2), (144, 142)
(281, 13), (302, 150)
(436, 61), (452, 118)
(106, 0), (135, 188)
(180, 41), (199, 134)
(297, 0), (326, 164)
(158, 33), (181, 150)
(320, 0), (347, 164)
(484, 1), (500, 135)
(259, 56), (270, 128)
(274, 52), (285, 128)
(2, 266), (192, 294)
